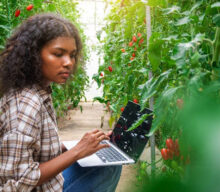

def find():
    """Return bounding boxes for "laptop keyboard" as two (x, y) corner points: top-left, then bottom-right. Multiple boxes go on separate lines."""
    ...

(96, 141), (128, 163)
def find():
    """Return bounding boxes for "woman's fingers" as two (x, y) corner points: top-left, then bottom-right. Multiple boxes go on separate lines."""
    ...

(94, 131), (109, 140)
(75, 130), (111, 159)
(88, 129), (110, 143)
(91, 129), (100, 134)
(97, 143), (110, 150)
(97, 134), (109, 142)
(107, 131), (112, 137)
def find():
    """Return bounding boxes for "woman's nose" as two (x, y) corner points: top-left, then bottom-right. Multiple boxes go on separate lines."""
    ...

(63, 55), (74, 67)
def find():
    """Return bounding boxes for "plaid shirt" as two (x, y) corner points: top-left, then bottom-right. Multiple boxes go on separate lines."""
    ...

(0, 84), (64, 192)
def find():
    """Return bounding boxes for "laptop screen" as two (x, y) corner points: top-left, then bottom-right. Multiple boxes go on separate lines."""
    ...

(110, 101), (153, 162)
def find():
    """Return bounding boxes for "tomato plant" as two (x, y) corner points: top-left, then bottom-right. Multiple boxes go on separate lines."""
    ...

(93, 0), (220, 140)
(93, 0), (220, 184)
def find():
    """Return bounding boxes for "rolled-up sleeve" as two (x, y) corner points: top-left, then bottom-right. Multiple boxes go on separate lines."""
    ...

(0, 132), (41, 192)
(0, 94), (41, 192)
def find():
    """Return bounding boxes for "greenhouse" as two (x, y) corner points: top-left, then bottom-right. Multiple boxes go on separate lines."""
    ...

(0, 0), (220, 191)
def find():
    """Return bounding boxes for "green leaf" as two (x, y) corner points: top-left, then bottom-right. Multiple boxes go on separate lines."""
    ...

(191, 52), (201, 67)
(172, 34), (204, 62)
(213, 14), (220, 27)
(175, 16), (190, 26)
(147, 0), (166, 7)
(48, 3), (56, 12)
(34, 0), (43, 7)
(110, 104), (117, 112)
(108, 116), (116, 128)
(140, 69), (172, 104)
(162, 35), (178, 41)
(163, 6), (181, 15)
(93, 97), (106, 103)
(127, 113), (152, 131)
(92, 73), (102, 88)
(147, 86), (182, 136)
(0, 25), (10, 33)
(190, 1), (202, 12)
(211, 2), (220, 8)
(149, 35), (163, 72)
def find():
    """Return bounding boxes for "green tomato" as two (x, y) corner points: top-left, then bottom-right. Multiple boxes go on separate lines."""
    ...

(171, 160), (178, 170)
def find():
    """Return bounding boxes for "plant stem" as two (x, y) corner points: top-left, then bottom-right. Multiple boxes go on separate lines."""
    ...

(203, 38), (214, 67)
(6, 0), (11, 26)
(212, 27), (220, 67)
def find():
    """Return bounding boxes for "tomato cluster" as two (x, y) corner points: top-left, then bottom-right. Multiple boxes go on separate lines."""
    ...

(14, 4), (34, 17)
(119, 33), (145, 67)
(161, 138), (180, 160)
(160, 138), (191, 175)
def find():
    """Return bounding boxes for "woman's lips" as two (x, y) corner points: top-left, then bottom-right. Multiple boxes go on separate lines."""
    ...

(59, 72), (69, 78)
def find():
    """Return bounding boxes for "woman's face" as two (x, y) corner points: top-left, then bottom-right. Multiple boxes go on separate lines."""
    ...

(40, 36), (77, 84)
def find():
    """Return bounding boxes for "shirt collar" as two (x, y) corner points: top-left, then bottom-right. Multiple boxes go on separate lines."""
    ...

(33, 84), (52, 103)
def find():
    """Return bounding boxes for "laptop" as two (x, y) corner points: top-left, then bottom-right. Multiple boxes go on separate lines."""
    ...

(63, 101), (153, 167)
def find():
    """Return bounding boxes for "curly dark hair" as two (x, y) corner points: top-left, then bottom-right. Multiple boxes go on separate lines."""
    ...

(0, 13), (82, 94)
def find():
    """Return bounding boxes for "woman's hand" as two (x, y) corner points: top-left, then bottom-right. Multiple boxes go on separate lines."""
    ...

(37, 129), (112, 185)
(70, 129), (110, 160)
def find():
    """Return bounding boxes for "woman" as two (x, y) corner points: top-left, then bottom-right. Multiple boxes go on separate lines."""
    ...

(0, 13), (121, 192)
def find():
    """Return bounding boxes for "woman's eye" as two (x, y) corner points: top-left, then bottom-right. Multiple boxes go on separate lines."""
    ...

(54, 53), (63, 57)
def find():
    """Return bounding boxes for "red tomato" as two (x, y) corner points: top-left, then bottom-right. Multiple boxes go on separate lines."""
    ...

(132, 53), (135, 57)
(26, 4), (34, 11)
(166, 138), (175, 151)
(15, 9), (21, 17)
(134, 47), (137, 51)
(132, 36), (137, 42)
(167, 148), (174, 159)
(133, 99), (138, 103)
(121, 48), (125, 53)
(108, 66), (112, 72)
(100, 72), (103, 77)
(130, 57), (134, 61)
(120, 107), (124, 112)
(137, 33), (142, 37)
(161, 148), (168, 160)
(128, 41), (133, 47)
(139, 38), (144, 46)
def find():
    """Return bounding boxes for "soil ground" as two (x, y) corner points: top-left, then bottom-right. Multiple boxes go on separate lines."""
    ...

(57, 102), (161, 192)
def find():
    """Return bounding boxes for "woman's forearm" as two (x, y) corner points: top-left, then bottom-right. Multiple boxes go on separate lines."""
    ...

(37, 148), (79, 186)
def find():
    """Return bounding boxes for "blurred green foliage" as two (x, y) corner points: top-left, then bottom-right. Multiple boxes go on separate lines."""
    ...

(136, 80), (220, 192)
